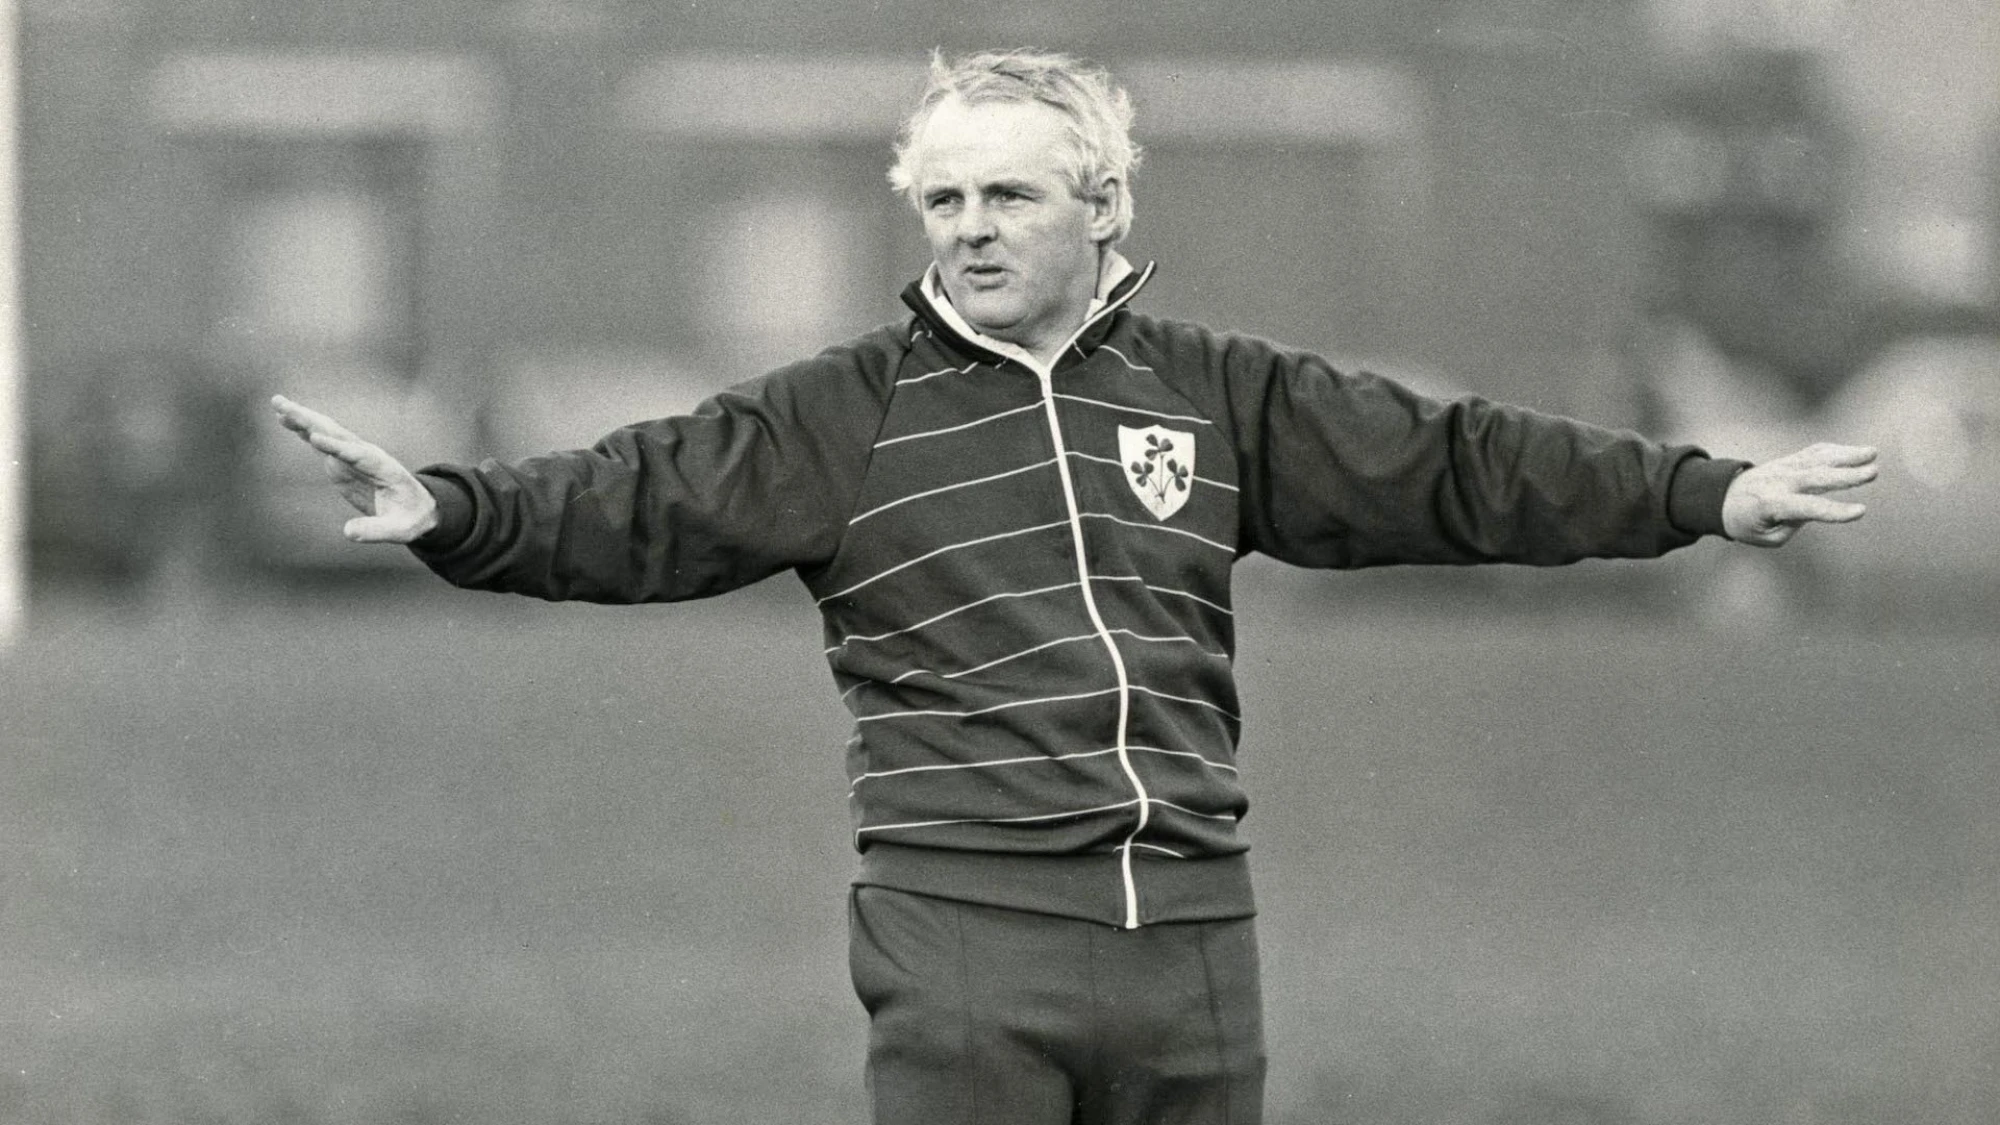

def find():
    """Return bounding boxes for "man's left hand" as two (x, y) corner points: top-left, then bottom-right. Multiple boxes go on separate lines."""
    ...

(1722, 443), (1878, 547)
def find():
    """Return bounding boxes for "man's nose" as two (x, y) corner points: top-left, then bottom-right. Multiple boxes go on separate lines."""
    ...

(955, 201), (997, 246)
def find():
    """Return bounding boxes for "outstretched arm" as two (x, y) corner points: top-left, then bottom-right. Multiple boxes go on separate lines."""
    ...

(271, 394), (440, 545)
(1721, 443), (1877, 547)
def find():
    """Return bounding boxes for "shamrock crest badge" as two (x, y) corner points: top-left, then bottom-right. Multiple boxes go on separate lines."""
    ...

(1119, 424), (1195, 521)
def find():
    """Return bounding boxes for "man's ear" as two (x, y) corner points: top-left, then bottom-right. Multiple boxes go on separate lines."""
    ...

(1085, 176), (1123, 242)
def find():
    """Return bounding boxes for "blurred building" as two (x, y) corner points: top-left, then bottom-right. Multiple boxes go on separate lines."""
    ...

(1630, 47), (1857, 429)
(1620, 16), (2000, 624)
(16, 0), (2000, 608)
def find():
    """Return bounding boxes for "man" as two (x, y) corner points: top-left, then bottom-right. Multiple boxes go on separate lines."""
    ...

(274, 49), (1876, 1125)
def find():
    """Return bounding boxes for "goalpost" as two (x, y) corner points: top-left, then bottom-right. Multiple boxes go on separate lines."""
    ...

(0, 0), (21, 644)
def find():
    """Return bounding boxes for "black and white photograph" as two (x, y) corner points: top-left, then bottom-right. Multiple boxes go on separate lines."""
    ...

(4, 1), (1997, 1122)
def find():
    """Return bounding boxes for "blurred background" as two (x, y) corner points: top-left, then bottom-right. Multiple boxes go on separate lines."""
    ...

(5, 0), (2000, 1122)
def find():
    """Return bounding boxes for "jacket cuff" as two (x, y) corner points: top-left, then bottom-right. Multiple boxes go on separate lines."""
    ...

(1667, 454), (1751, 539)
(412, 471), (475, 553)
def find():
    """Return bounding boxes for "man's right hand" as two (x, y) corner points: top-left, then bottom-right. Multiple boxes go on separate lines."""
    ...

(271, 395), (441, 545)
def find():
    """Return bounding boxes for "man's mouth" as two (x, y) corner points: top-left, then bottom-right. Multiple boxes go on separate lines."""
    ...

(963, 263), (1007, 284)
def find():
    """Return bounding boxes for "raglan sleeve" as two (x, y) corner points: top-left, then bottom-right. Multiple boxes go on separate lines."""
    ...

(407, 350), (886, 603)
(1218, 333), (1748, 569)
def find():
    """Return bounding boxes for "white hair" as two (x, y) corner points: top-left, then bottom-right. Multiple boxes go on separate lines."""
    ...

(888, 49), (1143, 245)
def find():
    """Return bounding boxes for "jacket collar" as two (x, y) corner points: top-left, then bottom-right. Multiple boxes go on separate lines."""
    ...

(900, 251), (1156, 373)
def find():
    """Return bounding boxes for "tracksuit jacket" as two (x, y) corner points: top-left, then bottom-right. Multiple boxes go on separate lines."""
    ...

(410, 256), (1748, 930)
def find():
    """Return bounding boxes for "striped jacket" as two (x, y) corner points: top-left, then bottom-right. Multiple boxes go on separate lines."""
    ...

(412, 258), (1745, 929)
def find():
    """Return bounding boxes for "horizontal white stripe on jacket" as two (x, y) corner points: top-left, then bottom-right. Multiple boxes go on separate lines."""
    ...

(881, 628), (1228, 688)
(895, 360), (979, 387)
(853, 681), (1239, 725)
(853, 686), (1122, 723)
(1151, 799), (1240, 822)
(850, 746), (1121, 789)
(1052, 392), (1215, 427)
(844, 740), (1232, 792)
(818, 520), (1070, 604)
(848, 742), (1237, 791)
(1097, 344), (1152, 373)
(872, 400), (1042, 449)
(856, 798), (1144, 835)
(1068, 449), (1238, 493)
(824, 575), (1228, 658)
(824, 581), (1082, 653)
(1079, 512), (1235, 554)
(848, 457), (1058, 526)
(1091, 573), (1233, 616)
(1129, 684), (1243, 722)
(854, 796), (1236, 838)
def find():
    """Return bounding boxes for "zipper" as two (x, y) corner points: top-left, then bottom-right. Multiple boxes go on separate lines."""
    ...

(919, 264), (1159, 928)
(1030, 362), (1151, 931)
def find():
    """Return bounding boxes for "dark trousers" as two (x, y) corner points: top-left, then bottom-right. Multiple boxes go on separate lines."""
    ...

(848, 885), (1266, 1125)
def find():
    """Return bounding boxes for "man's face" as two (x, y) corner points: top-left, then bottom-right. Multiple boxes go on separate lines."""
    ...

(907, 95), (1117, 359)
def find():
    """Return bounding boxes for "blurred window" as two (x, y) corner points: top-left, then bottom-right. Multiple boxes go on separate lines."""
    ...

(146, 54), (496, 571)
(148, 52), (497, 388)
(616, 55), (1429, 364)
(698, 187), (881, 375)
(207, 138), (425, 377)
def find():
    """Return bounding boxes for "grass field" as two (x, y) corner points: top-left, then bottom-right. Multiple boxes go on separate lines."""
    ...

(4, 558), (1997, 1124)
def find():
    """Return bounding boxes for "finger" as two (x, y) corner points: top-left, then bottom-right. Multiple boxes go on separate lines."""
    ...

(1792, 463), (1880, 494)
(271, 395), (361, 443)
(1739, 525), (1797, 548)
(344, 514), (420, 545)
(1791, 443), (1878, 468)
(307, 431), (394, 476)
(319, 451), (359, 485)
(1767, 495), (1867, 525)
